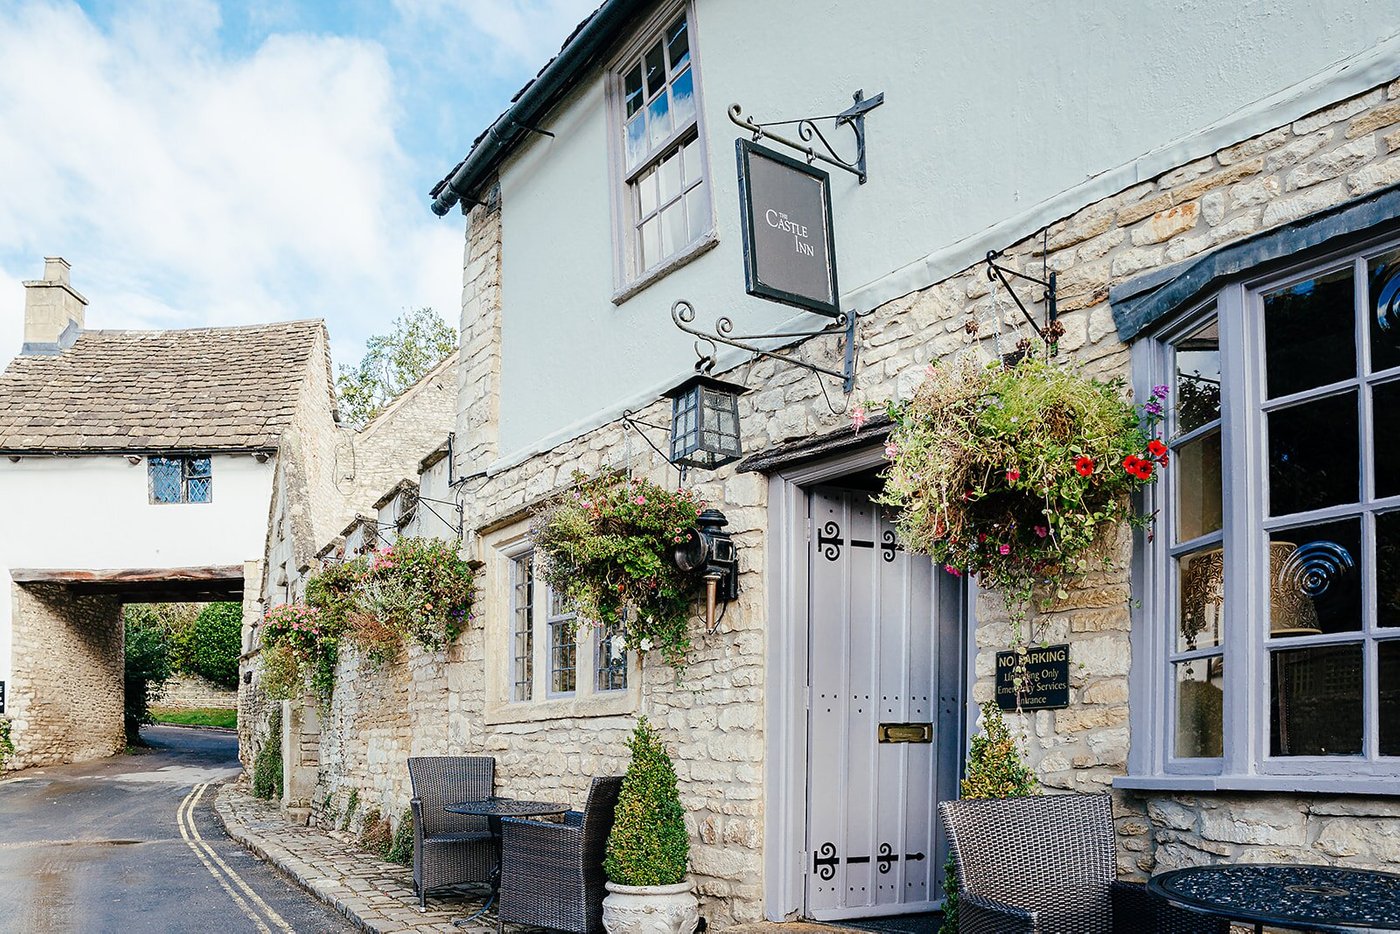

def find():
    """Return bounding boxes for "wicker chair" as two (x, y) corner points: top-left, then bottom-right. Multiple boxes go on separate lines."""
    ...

(938, 794), (1228, 934)
(407, 756), (496, 908)
(497, 775), (624, 934)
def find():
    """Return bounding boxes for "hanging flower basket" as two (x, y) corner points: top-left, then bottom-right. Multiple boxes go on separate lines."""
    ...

(532, 472), (704, 669)
(876, 355), (1166, 645)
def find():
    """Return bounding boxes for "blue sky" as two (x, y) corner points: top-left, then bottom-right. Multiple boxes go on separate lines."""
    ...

(0, 0), (598, 370)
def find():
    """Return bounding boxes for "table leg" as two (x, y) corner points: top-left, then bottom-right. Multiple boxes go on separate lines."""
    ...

(453, 816), (505, 930)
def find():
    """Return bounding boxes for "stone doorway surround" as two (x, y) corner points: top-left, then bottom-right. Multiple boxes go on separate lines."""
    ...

(757, 439), (972, 922)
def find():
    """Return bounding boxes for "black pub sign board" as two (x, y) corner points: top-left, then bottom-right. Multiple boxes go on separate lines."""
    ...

(995, 643), (1071, 711)
(735, 139), (841, 317)
(0, 679), (6, 714)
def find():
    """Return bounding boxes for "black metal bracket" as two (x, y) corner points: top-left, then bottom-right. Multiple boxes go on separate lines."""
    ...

(728, 89), (885, 184)
(984, 235), (1060, 353)
(671, 300), (858, 394)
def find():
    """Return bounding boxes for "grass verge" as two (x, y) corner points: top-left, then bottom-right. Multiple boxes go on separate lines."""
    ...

(151, 707), (237, 729)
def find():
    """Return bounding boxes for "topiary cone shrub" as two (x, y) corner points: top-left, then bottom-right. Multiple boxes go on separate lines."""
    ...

(604, 717), (689, 887)
(940, 702), (1039, 934)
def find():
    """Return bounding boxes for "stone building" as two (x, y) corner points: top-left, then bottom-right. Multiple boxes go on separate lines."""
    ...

(0, 257), (334, 771)
(291, 2), (1400, 926)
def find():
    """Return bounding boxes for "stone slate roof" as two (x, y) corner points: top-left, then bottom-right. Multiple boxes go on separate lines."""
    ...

(0, 320), (326, 453)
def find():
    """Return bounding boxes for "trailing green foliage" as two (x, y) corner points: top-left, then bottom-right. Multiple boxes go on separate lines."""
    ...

(0, 717), (13, 768)
(939, 703), (1040, 934)
(387, 808), (414, 866)
(533, 473), (704, 669)
(261, 603), (339, 702)
(251, 706), (284, 800)
(604, 718), (689, 887)
(123, 617), (172, 744)
(342, 789), (360, 832)
(358, 538), (476, 651)
(336, 306), (457, 427)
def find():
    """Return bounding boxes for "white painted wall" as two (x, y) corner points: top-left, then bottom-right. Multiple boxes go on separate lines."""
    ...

(491, 0), (1400, 459)
(0, 453), (275, 684)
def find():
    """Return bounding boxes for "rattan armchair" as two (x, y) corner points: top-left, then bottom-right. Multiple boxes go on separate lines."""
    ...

(938, 794), (1228, 934)
(497, 775), (624, 934)
(407, 756), (496, 908)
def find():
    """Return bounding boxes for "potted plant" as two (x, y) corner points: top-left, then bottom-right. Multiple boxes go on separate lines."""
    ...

(602, 718), (699, 934)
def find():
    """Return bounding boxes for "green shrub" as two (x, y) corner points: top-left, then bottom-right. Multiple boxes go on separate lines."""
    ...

(386, 808), (414, 866)
(190, 602), (243, 688)
(940, 703), (1040, 934)
(0, 717), (13, 768)
(251, 706), (284, 800)
(342, 789), (360, 832)
(604, 718), (689, 886)
(123, 617), (172, 744)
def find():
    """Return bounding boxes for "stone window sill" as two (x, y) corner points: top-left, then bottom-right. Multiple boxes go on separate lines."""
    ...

(484, 688), (637, 726)
(1115, 773), (1400, 796)
(611, 230), (719, 305)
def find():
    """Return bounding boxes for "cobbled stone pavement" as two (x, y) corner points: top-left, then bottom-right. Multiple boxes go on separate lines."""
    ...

(214, 782), (511, 933)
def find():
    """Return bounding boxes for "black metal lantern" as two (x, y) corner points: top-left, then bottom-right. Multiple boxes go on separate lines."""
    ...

(673, 508), (739, 631)
(664, 370), (748, 471)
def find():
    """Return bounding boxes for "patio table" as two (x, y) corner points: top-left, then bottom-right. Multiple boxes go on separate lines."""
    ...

(443, 797), (568, 929)
(1148, 863), (1400, 933)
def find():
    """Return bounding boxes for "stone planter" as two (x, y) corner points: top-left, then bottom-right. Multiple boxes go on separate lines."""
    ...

(601, 880), (699, 934)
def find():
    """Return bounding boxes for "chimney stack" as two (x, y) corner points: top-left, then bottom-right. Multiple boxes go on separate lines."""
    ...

(22, 256), (86, 355)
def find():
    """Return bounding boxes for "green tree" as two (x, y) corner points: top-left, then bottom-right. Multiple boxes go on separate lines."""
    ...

(189, 602), (243, 688)
(123, 619), (171, 745)
(604, 718), (689, 887)
(940, 702), (1040, 934)
(336, 307), (457, 427)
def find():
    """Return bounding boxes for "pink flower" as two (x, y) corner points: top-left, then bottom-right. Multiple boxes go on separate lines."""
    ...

(635, 495), (646, 506)
(1034, 525), (1048, 538)
(1006, 468), (1021, 483)
(884, 440), (900, 459)
(998, 544), (1011, 555)
(851, 404), (869, 432)
(943, 564), (963, 577)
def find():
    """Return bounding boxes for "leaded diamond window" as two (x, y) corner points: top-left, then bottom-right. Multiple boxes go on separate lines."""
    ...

(149, 456), (212, 504)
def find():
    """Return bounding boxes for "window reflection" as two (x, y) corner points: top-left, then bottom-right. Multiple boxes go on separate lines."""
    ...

(1176, 428), (1222, 542)
(1369, 248), (1400, 375)
(1175, 318), (1221, 435)
(1268, 392), (1359, 516)
(1271, 643), (1363, 756)
(1264, 266), (1355, 399)
(1175, 659), (1224, 758)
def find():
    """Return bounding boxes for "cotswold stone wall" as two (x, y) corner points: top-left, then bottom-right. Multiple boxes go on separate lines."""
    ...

(306, 75), (1400, 923)
(6, 584), (123, 770)
(157, 674), (236, 710)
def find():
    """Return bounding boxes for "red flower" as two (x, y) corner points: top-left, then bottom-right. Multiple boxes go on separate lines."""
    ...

(1123, 455), (1142, 475)
(1006, 468), (1021, 483)
(1135, 460), (1155, 480)
(1148, 439), (1168, 459)
(1075, 456), (1095, 477)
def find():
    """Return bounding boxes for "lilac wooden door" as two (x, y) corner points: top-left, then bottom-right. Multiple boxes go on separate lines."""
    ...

(805, 486), (946, 919)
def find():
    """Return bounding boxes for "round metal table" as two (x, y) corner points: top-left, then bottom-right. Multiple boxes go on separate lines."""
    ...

(1149, 863), (1400, 933)
(443, 797), (568, 930)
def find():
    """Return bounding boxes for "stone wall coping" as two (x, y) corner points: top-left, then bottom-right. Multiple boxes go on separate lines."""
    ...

(1116, 774), (1400, 796)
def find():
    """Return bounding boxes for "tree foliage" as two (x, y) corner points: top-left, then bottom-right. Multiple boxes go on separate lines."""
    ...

(123, 602), (242, 688)
(336, 306), (458, 427)
(123, 618), (172, 744)
(604, 718), (689, 887)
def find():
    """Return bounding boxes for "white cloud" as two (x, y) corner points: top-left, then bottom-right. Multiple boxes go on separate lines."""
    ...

(0, 0), (464, 369)
(392, 0), (600, 79)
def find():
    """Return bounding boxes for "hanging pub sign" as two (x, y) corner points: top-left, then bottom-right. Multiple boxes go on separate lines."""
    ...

(735, 139), (841, 318)
(995, 644), (1071, 712)
(0, 679), (6, 714)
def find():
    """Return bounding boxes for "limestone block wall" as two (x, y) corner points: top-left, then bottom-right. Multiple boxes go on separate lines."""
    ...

(6, 584), (123, 770)
(157, 674), (237, 710)
(304, 74), (1400, 923)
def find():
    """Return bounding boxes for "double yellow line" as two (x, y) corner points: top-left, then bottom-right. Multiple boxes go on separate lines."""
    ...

(177, 782), (296, 934)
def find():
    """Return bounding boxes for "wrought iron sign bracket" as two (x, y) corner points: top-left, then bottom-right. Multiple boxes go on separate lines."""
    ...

(671, 300), (858, 396)
(984, 244), (1061, 354)
(729, 89), (885, 184)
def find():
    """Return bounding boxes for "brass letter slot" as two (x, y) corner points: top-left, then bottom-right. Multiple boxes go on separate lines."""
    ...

(878, 722), (933, 743)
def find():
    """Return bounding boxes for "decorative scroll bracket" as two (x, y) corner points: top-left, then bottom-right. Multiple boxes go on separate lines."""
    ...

(984, 240), (1062, 355)
(729, 89), (885, 184)
(671, 300), (858, 396)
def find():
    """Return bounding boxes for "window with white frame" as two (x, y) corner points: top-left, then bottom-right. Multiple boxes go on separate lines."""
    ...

(507, 550), (628, 703)
(612, 6), (710, 286)
(1142, 236), (1400, 785)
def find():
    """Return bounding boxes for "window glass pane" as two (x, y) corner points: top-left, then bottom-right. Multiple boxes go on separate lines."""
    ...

(1369, 248), (1400, 375)
(1178, 548), (1225, 652)
(665, 16), (689, 72)
(1374, 379), (1400, 499)
(658, 148), (682, 204)
(187, 457), (212, 503)
(625, 112), (646, 170)
(640, 216), (660, 270)
(512, 555), (534, 702)
(1378, 510), (1400, 628)
(644, 41), (666, 97)
(685, 181), (708, 243)
(648, 89), (672, 148)
(1175, 658), (1223, 758)
(682, 137), (702, 184)
(670, 66), (696, 129)
(1174, 319), (1220, 435)
(1268, 391), (1358, 516)
(636, 166), (658, 218)
(1270, 643), (1363, 756)
(1269, 520), (1361, 637)
(596, 622), (628, 692)
(549, 619), (576, 695)
(1381, 640), (1400, 755)
(149, 457), (182, 503)
(624, 65), (644, 118)
(1175, 428), (1221, 542)
(1264, 266), (1355, 399)
(660, 200), (685, 259)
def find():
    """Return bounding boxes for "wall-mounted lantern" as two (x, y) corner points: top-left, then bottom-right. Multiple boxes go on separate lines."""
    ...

(664, 369), (748, 471)
(674, 508), (739, 631)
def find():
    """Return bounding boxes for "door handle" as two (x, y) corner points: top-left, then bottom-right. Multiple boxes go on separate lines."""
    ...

(878, 722), (932, 743)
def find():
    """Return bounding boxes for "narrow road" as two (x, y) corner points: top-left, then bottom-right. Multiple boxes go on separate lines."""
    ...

(0, 725), (356, 933)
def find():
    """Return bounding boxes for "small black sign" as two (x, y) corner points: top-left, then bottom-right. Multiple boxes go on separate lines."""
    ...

(0, 680), (6, 714)
(995, 643), (1070, 711)
(736, 139), (840, 317)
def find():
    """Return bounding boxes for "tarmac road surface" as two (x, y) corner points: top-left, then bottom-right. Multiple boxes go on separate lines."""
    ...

(0, 725), (357, 934)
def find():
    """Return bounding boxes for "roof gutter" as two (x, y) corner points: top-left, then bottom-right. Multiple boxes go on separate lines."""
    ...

(429, 0), (653, 217)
